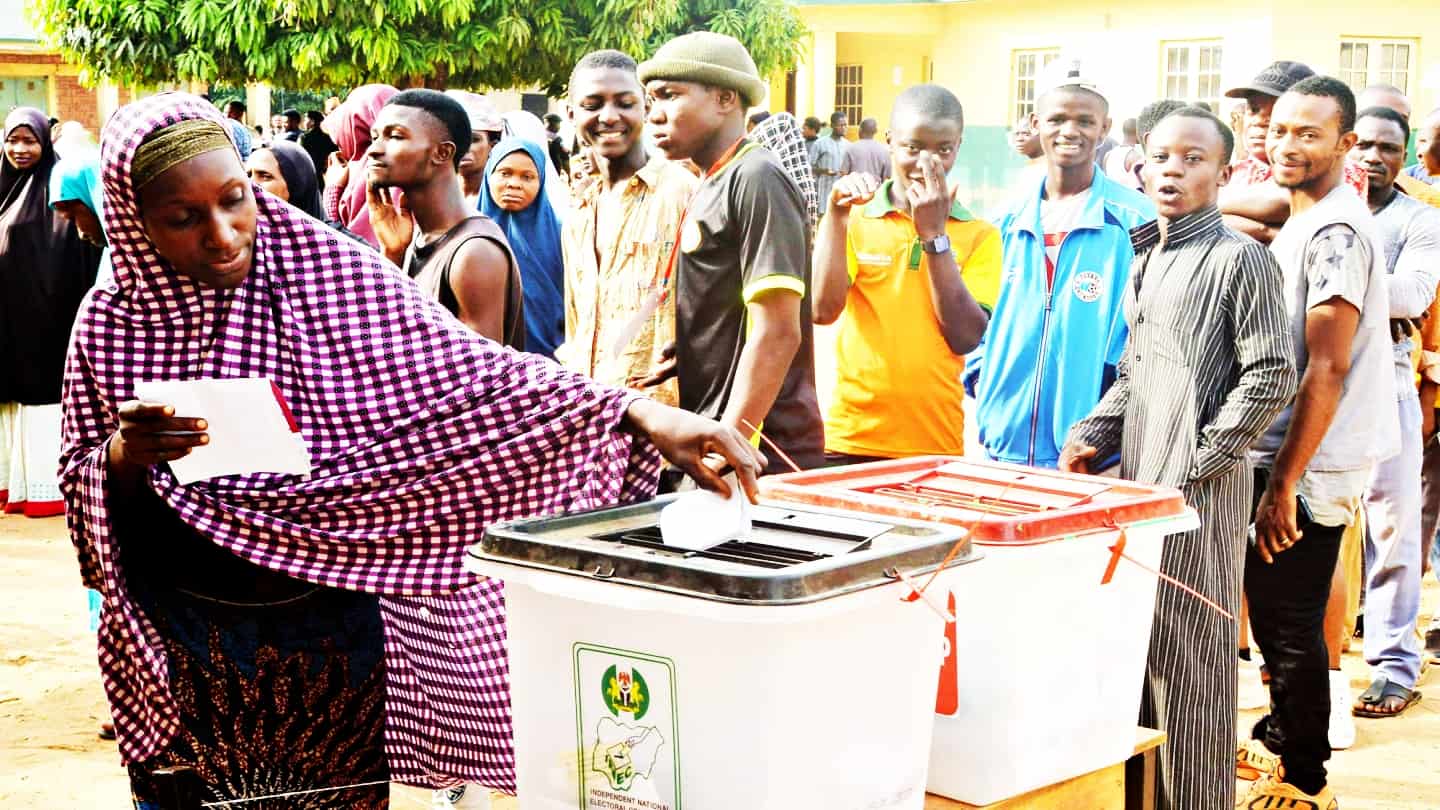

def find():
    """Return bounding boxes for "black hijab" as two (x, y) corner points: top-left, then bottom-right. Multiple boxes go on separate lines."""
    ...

(265, 140), (325, 221)
(0, 107), (101, 404)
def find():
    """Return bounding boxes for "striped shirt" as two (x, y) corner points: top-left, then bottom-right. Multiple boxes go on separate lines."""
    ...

(1069, 205), (1296, 487)
(1066, 205), (1296, 809)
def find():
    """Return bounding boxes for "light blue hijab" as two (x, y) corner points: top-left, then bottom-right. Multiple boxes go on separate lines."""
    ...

(479, 138), (564, 359)
(48, 150), (102, 216)
(48, 150), (111, 286)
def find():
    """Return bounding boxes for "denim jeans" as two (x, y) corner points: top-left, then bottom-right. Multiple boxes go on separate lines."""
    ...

(1245, 467), (1345, 795)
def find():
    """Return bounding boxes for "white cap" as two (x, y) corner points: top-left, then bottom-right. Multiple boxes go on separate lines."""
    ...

(1038, 56), (1107, 103)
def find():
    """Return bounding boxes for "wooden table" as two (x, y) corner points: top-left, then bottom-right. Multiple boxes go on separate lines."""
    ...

(924, 727), (1167, 810)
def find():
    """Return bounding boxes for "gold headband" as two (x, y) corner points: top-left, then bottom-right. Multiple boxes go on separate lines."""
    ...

(131, 119), (235, 190)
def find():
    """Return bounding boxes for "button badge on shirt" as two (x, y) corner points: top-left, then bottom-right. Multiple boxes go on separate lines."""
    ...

(1072, 271), (1103, 303)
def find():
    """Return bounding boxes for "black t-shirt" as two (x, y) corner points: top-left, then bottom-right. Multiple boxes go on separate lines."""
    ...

(674, 141), (825, 471)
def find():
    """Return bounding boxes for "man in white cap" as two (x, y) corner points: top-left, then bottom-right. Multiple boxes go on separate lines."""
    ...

(965, 58), (1156, 470)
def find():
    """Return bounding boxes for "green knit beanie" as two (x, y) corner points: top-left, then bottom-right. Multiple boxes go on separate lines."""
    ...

(637, 31), (767, 109)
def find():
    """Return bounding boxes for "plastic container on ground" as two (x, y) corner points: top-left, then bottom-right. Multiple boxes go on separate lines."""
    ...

(467, 498), (979, 810)
(760, 456), (1201, 805)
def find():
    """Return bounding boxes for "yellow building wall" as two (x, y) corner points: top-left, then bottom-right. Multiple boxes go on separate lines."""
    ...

(1268, 0), (1440, 118)
(928, 0), (1271, 128)
(768, 71), (787, 113)
(834, 33), (934, 132)
(786, 0), (1440, 128)
(781, 4), (947, 126)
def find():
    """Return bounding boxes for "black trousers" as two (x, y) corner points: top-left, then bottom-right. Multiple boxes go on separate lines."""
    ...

(822, 450), (892, 468)
(1244, 467), (1344, 794)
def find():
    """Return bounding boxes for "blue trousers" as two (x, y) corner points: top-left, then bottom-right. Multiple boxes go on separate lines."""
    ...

(1363, 394), (1424, 687)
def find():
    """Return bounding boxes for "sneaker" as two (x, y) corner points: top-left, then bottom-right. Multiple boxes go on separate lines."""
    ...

(433, 786), (465, 808)
(1425, 624), (1440, 665)
(1236, 738), (1282, 781)
(1235, 776), (1338, 809)
(1329, 670), (1355, 750)
(1238, 656), (1269, 710)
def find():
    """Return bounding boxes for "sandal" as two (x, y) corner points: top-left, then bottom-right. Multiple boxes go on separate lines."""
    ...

(1353, 676), (1421, 718)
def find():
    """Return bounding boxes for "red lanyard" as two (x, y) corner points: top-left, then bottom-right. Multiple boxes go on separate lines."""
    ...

(606, 137), (756, 362)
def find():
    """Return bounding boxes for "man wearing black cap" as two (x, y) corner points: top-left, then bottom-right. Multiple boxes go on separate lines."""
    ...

(1221, 61), (1369, 244)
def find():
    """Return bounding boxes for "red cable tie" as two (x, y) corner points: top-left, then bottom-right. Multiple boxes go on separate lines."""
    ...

(890, 566), (957, 623)
(1109, 546), (1235, 621)
(1102, 529), (1127, 585)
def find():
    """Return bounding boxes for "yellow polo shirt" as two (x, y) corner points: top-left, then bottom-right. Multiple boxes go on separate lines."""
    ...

(825, 182), (1002, 457)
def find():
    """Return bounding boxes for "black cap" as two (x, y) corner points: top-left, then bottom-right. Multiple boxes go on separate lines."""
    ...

(1225, 61), (1315, 99)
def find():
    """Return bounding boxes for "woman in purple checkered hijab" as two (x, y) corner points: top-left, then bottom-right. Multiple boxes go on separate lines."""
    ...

(61, 92), (762, 807)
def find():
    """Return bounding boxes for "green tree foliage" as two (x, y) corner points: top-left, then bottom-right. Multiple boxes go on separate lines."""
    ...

(31, 0), (806, 95)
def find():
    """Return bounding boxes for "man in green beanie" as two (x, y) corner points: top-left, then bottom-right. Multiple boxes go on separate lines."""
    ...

(637, 31), (824, 475)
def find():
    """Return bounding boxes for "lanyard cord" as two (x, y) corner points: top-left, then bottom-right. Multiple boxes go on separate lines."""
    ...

(653, 136), (756, 302)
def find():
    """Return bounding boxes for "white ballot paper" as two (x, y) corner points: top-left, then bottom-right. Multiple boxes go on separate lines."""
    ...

(133, 377), (312, 485)
(659, 472), (751, 551)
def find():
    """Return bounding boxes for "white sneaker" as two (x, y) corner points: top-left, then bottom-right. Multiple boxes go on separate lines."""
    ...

(1329, 669), (1356, 750)
(1238, 655), (1268, 710)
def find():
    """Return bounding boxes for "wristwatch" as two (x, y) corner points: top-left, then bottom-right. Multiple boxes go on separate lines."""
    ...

(920, 234), (951, 255)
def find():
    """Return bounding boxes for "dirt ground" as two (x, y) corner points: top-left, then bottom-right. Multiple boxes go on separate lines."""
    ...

(3, 509), (1438, 809)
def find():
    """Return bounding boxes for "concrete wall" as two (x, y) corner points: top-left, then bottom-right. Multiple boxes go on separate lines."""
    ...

(835, 32), (934, 130)
(786, 3), (946, 130)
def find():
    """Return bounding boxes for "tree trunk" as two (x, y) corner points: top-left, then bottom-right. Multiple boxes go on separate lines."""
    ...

(398, 64), (448, 90)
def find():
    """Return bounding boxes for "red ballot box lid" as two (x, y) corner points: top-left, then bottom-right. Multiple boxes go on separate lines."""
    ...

(760, 456), (1188, 545)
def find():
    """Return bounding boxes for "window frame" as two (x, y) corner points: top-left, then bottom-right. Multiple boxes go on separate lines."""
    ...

(1159, 39), (1224, 110)
(1011, 48), (1060, 124)
(1338, 37), (1416, 95)
(834, 63), (863, 125)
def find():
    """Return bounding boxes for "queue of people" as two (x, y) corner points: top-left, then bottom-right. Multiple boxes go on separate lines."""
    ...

(0, 29), (1434, 810)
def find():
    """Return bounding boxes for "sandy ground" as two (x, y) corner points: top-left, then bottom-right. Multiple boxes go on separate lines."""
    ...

(4, 507), (1439, 809)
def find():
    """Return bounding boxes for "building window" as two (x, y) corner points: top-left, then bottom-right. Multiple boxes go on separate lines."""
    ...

(1012, 49), (1060, 123)
(834, 64), (862, 122)
(1339, 38), (1413, 94)
(1162, 41), (1223, 110)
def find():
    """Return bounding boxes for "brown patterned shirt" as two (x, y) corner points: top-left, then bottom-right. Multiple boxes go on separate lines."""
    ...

(559, 158), (698, 406)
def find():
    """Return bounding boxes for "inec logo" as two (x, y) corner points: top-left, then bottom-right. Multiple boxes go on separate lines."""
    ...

(1072, 271), (1103, 303)
(602, 664), (651, 721)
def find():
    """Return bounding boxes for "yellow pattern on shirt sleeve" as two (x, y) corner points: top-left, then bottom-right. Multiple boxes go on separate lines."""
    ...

(742, 274), (806, 303)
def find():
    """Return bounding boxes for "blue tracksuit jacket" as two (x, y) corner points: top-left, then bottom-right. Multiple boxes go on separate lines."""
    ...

(964, 169), (1157, 468)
